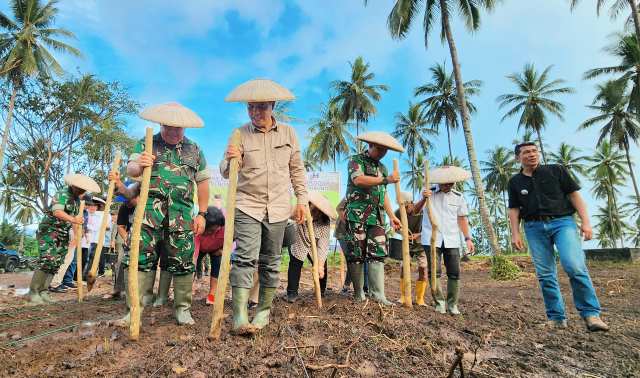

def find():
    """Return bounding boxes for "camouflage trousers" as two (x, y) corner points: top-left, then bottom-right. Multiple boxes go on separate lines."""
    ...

(343, 221), (387, 263)
(36, 226), (70, 274)
(123, 224), (195, 276)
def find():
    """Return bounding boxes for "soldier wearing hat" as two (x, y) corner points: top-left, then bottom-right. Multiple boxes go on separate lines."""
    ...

(28, 174), (100, 304)
(222, 78), (308, 335)
(120, 102), (210, 326)
(414, 166), (475, 315)
(343, 131), (403, 306)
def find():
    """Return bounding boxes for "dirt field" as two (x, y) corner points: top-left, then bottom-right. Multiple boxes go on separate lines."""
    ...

(0, 258), (638, 377)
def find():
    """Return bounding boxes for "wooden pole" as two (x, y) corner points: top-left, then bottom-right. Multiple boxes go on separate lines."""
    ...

(393, 159), (412, 308)
(339, 245), (345, 289)
(305, 207), (323, 308)
(209, 129), (241, 340)
(424, 161), (439, 296)
(87, 151), (121, 292)
(75, 200), (86, 303)
(128, 127), (153, 341)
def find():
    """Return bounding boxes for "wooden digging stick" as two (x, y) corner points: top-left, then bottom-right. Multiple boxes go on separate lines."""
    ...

(393, 159), (412, 308)
(305, 207), (323, 309)
(128, 127), (153, 341)
(424, 161), (439, 296)
(209, 129), (241, 340)
(87, 151), (121, 292)
(75, 200), (86, 303)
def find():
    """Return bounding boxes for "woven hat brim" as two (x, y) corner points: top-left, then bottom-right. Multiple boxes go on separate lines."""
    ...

(139, 103), (204, 128)
(308, 192), (338, 220)
(430, 167), (472, 184)
(356, 132), (405, 152)
(225, 79), (295, 103)
(64, 174), (101, 193)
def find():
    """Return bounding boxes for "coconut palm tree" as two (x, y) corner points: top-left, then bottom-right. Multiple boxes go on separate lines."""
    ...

(594, 205), (629, 248)
(549, 143), (588, 185)
(392, 102), (437, 194)
(330, 56), (388, 151)
(302, 147), (320, 172)
(374, 0), (502, 255)
(497, 64), (575, 162)
(0, 0), (81, 170)
(12, 200), (37, 251)
(587, 141), (628, 247)
(402, 152), (426, 196)
(415, 62), (482, 161)
(580, 79), (640, 206)
(308, 103), (352, 171)
(481, 146), (517, 246)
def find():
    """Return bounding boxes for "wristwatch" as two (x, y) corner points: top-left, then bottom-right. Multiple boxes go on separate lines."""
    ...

(197, 211), (207, 218)
(381, 177), (388, 185)
(464, 236), (471, 241)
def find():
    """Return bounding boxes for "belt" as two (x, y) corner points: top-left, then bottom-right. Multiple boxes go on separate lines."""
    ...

(523, 214), (564, 222)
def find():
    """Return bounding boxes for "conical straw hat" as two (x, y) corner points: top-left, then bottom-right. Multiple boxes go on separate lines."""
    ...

(64, 174), (101, 193)
(308, 191), (338, 220)
(357, 131), (405, 152)
(225, 78), (295, 103)
(139, 102), (204, 128)
(400, 191), (413, 203)
(430, 166), (471, 184)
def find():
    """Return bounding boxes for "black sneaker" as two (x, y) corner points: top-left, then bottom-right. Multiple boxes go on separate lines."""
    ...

(67, 282), (78, 288)
(50, 284), (69, 293)
(285, 292), (298, 303)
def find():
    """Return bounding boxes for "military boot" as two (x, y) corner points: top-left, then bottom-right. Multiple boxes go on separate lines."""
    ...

(113, 269), (152, 327)
(446, 279), (461, 315)
(367, 261), (393, 306)
(415, 280), (427, 306)
(251, 286), (276, 330)
(141, 269), (157, 306)
(348, 263), (366, 301)
(231, 287), (255, 335)
(173, 274), (195, 325)
(39, 273), (55, 303)
(430, 279), (446, 314)
(28, 270), (48, 305)
(153, 270), (172, 307)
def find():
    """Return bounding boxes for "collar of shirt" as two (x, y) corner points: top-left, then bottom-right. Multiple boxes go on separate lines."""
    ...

(250, 117), (278, 133)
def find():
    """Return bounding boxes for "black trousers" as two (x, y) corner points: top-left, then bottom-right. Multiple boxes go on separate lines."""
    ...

(287, 248), (327, 295)
(423, 244), (460, 280)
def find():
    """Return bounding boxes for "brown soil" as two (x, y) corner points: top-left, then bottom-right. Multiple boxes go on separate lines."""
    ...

(0, 258), (638, 377)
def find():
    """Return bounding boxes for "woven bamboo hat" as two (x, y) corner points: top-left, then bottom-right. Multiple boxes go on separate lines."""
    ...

(64, 174), (101, 193)
(400, 191), (413, 203)
(308, 191), (338, 220)
(139, 102), (204, 128)
(225, 78), (295, 103)
(357, 131), (405, 152)
(430, 166), (471, 184)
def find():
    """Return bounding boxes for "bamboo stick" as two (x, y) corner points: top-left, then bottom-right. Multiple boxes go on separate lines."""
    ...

(424, 161), (439, 295)
(128, 127), (153, 341)
(339, 245), (345, 289)
(87, 151), (121, 292)
(75, 200), (86, 303)
(209, 129), (241, 340)
(393, 159), (412, 308)
(305, 207), (323, 309)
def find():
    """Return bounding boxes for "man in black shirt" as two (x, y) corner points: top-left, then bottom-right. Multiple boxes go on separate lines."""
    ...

(508, 142), (608, 332)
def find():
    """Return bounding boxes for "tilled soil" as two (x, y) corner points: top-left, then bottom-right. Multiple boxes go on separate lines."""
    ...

(0, 258), (638, 377)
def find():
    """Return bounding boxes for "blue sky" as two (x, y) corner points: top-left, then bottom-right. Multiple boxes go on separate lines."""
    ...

(1, 1), (635, 220)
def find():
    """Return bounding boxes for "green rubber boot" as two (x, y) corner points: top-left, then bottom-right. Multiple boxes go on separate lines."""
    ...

(251, 286), (276, 330)
(114, 269), (151, 327)
(153, 270), (172, 307)
(430, 279), (446, 314)
(173, 274), (195, 325)
(28, 270), (47, 305)
(447, 279), (461, 315)
(367, 261), (393, 306)
(141, 269), (157, 306)
(39, 273), (55, 303)
(231, 287), (255, 335)
(348, 263), (366, 301)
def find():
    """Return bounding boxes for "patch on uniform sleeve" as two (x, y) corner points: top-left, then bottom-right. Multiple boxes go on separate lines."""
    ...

(349, 160), (364, 181)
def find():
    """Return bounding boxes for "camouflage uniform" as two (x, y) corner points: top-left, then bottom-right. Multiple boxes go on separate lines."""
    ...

(344, 152), (389, 263)
(126, 133), (210, 275)
(36, 188), (80, 274)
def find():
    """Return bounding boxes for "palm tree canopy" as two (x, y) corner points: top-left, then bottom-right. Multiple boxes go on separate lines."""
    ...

(548, 143), (587, 184)
(497, 63), (575, 134)
(0, 0), (81, 84)
(391, 102), (437, 158)
(330, 56), (388, 126)
(481, 146), (517, 193)
(308, 102), (352, 168)
(586, 140), (629, 199)
(570, 0), (632, 20)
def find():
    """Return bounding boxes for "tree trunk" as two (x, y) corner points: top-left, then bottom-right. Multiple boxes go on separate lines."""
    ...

(356, 118), (361, 152)
(440, 0), (502, 255)
(624, 144), (640, 206)
(610, 184), (625, 248)
(628, 0), (640, 111)
(446, 124), (453, 162)
(0, 85), (18, 171)
(536, 129), (547, 164)
(502, 191), (512, 251)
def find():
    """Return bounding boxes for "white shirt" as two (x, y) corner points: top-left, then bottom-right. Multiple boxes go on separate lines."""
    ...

(87, 211), (111, 245)
(421, 189), (469, 248)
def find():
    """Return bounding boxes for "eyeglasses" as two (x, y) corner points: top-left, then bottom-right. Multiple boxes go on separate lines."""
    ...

(247, 103), (272, 112)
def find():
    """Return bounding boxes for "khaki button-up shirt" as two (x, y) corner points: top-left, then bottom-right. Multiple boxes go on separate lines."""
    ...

(220, 120), (308, 223)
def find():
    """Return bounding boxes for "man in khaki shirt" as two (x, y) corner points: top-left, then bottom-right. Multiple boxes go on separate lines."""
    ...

(221, 78), (308, 335)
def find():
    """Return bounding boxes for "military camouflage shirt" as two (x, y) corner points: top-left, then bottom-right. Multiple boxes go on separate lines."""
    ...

(40, 187), (80, 232)
(345, 152), (388, 226)
(130, 133), (210, 231)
